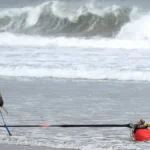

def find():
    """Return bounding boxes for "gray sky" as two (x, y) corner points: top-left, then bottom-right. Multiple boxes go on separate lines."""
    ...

(0, 0), (48, 7)
(0, 0), (149, 8)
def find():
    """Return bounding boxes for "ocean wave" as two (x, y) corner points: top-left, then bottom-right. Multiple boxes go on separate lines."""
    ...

(0, 66), (150, 81)
(117, 12), (150, 40)
(0, 1), (136, 37)
(0, 33), (149, 49)
(0, 1), (149, 48)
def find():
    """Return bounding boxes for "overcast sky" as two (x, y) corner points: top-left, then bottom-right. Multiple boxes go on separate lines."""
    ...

(0, 0), (149, 8)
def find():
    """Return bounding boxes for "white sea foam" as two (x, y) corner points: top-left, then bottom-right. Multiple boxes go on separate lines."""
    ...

(0, 2), (150, 81)
(0, 33), (149, 49)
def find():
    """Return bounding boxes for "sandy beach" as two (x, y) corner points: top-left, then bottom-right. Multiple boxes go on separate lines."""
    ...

(0, 144), (77, 150)
(0, 78), (150, 150)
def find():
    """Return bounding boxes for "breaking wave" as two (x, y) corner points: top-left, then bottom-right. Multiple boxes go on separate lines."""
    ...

(0, 1), (139, 37)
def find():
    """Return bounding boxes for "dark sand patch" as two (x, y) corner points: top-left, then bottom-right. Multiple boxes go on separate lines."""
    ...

(0, 144), (78, 150)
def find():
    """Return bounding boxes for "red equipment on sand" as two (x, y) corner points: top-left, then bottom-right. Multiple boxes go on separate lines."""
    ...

(134, 129), (150, 141)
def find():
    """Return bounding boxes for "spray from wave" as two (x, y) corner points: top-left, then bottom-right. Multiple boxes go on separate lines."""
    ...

(0, 1), (149, 49)
(0, 1), (136, 37)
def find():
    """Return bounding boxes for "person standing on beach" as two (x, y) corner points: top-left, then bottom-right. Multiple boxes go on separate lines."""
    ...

(0, 92), (11, 135)
(0, 92), (8, 113)
(0, 92), (4, 107)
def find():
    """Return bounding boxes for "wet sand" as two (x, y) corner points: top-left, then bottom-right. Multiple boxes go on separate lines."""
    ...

(1, 144), (78, 150)
(0, 78), (150, 149)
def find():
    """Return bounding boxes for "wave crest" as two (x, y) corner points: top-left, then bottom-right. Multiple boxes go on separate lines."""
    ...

(0, 1), (134, 37)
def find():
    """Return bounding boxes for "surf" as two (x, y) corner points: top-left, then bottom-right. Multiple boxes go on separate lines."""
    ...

(0, 1), (139, 37)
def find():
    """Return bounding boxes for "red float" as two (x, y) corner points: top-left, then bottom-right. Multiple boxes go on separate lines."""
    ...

(134, 129), (150, 141)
